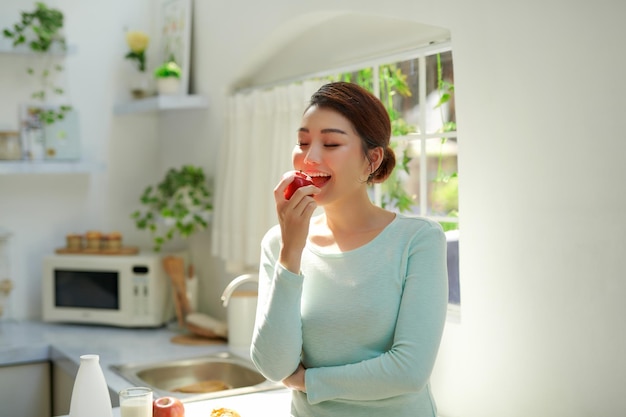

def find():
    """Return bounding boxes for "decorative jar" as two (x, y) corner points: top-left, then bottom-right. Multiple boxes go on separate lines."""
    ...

(0, 131), (22, 160)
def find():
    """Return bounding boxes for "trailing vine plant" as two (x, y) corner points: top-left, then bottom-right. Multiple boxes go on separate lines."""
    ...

(325, 54), (458, 227)
(433, 53), (458, 231)
(2, 2), (71, 124)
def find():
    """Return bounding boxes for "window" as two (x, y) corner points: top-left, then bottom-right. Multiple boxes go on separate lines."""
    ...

(260, 41), (460, 308)
(318, 42), (460, 307)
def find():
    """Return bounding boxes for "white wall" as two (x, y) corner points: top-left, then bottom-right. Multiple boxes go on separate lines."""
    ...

(0, 0), (162, 319)
(1, 0), (624, 416)
(195, 3), (626, 415)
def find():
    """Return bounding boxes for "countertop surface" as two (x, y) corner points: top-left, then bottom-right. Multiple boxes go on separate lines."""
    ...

(0, 320), (291, 417)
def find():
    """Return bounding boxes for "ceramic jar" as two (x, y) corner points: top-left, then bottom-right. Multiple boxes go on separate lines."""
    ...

(156, 77), (180, 94)
(66, 234), (83, 250)
(0, 131), (22, 160)
(85, 231), (102, 250)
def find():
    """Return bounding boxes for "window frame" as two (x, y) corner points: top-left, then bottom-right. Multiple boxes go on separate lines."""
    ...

(365, 43), (461, 314)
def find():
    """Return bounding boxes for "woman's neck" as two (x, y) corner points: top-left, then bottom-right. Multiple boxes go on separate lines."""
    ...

(322, 201), (385, 234)
(310, 193), (395, 251)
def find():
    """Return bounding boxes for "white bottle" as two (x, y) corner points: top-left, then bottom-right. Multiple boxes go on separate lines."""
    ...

(69, 354), (113, 417)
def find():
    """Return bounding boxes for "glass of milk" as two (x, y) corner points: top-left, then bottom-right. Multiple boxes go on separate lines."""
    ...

(118, 387), (153, 417)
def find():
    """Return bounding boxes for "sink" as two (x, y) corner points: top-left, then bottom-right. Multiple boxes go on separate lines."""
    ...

(110, 351), (282, 402)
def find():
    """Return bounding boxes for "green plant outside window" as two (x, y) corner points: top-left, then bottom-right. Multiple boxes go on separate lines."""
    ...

(324, 51), (458, 232)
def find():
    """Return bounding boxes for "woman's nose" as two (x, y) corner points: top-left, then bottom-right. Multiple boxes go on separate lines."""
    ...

(303, 144), (321, 165)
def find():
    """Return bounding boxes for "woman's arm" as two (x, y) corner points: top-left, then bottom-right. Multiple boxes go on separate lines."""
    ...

(250, 229), (306, 382)
(250, 173), (319, 381)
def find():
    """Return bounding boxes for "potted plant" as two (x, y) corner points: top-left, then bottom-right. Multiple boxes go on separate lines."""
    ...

(131, 165), (213, 252)
(124, 30), (151, 98)
(2, 2), (71, 124)
(154, 58), (182, 95)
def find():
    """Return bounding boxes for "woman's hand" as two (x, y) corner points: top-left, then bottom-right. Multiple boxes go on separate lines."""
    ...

(274, 171), (319, 274)
(282, 362), (307, 392)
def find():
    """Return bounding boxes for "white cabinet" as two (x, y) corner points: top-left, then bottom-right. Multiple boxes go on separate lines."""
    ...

(52, 361), (75, 417)
(51, 360), (119, 415)
(0, 362), (51, 417)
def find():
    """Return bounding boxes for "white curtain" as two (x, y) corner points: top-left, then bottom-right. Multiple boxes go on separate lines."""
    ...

(212, 80), (325, 271)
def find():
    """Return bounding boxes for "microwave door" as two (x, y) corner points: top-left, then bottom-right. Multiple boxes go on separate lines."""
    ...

(54, 269), (119, 310)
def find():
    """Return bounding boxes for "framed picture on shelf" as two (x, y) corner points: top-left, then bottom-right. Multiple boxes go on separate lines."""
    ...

(156, 0), (192, 95)
(20, 104), (80, 161)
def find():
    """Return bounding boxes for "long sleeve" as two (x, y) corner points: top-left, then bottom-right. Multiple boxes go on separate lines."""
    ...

(250, 225), (305, 382)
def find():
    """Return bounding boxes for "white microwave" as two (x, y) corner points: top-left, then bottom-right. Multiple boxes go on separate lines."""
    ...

(42, 252), (176, 328)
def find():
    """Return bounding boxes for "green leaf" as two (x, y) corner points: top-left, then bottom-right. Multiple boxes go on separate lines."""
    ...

(434, 93), (450, 108)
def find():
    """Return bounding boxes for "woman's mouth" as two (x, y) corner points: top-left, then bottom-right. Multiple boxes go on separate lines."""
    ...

(306, 172), (331, 188)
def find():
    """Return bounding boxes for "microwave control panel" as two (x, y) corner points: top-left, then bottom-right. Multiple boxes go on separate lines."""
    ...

(132, 265), (151, 316)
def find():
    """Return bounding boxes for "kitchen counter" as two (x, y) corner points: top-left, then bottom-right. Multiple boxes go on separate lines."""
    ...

(0, 320), (291, 416)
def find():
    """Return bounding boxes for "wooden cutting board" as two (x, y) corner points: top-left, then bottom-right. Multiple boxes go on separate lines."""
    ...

(55, 246), (140, 255)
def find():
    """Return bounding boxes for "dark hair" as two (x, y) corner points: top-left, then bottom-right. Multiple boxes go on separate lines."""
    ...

(307, 81), (395, 183)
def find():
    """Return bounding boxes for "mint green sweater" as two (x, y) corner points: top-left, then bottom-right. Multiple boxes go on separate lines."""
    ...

(251, 214), (448, 417)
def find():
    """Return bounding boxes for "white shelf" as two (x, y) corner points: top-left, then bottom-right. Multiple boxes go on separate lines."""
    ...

(0, 44), (77, 56)
(0, 42), (94, 175)
(113, 95), (208, 115)
(0, 160), (105, 175)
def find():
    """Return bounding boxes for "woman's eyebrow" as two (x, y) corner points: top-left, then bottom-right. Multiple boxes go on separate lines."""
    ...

(297, 127), (347, 134)
(321, 128), (347, 135)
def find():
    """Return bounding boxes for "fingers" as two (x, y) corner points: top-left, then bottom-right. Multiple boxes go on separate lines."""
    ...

(274, 171), (297, 197)
(274, 172), (319, 205)
(292, 195), (317, 217)
(273, 172), (318, 272)
(279, 195), (317, 224)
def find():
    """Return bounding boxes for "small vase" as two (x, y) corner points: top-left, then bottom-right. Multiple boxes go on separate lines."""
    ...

(129, 71), (151, 99)
(69, 354), (113, 417)
(156, 77), (181, 95)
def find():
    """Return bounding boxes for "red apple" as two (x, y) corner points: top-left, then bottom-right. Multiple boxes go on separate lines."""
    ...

(284, 171), (314, 200)
(153, 396), (185, 417)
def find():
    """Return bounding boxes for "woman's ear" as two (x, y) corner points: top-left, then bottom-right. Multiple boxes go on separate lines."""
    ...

(368, 146), (384, 174)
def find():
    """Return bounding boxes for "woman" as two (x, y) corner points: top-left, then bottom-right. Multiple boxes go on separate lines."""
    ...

(251, 81), (448, 417)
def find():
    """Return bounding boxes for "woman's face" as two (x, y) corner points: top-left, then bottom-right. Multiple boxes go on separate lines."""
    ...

(293, 105), (372, 205)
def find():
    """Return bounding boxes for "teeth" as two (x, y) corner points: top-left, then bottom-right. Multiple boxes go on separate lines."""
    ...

(306, 172), (330, 178)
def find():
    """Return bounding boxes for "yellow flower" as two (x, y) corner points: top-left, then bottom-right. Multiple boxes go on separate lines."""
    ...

(126, 31), (149, 53)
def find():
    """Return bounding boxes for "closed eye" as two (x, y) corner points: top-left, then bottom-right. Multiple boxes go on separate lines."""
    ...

(297, 143), (339, 148)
